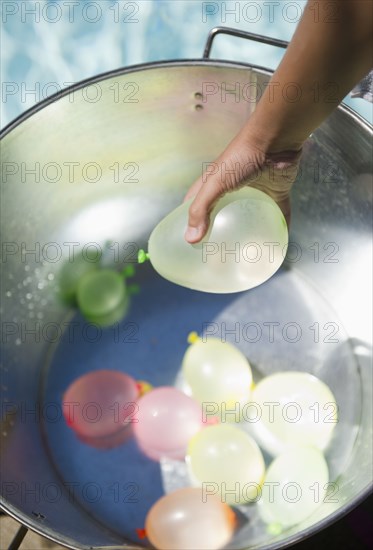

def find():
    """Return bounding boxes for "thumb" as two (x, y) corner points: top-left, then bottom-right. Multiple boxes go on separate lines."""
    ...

(184, 180), (224, 243)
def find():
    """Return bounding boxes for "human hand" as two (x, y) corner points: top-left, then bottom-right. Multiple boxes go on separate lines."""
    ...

(184, 130), (302, 243)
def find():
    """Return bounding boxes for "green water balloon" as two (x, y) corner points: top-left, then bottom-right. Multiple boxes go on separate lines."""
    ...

(147, 187), (288, 293)
(59, 250), (101, 304)
(76, 269), (129, 327)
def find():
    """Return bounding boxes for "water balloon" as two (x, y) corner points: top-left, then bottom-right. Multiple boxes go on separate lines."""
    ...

(246, 371), (338, 456)
(62, 370), (139, 449)
(145, 187), (288, 293)
(258, 446), (329, 528)
(182, 332), (252, 421)
(133, 387), (203, 461)
(145, 487), (236, 550)
(76, 269), (129, 327)
(187, 424), (265, 504)
(59, 249), (101, 304)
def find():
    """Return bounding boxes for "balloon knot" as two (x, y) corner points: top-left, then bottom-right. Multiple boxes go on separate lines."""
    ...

(135, 528), (147, 539)
(128, 283), (141, 296)
(138, 250), (150, 264)
(122, 264), (136, 278)
(187, 331), (200, 344)
(136, 380), (153, 396)
(268, 523), (283, 536)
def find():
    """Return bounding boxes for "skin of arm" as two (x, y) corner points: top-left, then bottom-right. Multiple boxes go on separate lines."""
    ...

(184, 0), (373, 243)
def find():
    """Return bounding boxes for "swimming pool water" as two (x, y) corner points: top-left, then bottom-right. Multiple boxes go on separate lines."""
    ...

(1, 0), (371, 129)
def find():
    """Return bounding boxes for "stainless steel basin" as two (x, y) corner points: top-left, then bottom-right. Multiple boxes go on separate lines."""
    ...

(1, 36), (372, 550)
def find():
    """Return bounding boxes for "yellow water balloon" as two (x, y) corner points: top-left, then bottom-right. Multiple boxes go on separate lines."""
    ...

(182, 333), (252, 422)
(147, 187), (288, 293)
(187, 424), (265, 505)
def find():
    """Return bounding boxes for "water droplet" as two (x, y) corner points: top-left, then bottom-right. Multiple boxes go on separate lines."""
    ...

(37, 282), (44, 290)
(26, 293), (32, 300)
(47, 273), (55, 281)
(15, 338), (21, 346)
(28, 303), (34, 310)
(6, 291), (12, 298)
(37, 312), (44, 320)
(24, 265), (30, 272)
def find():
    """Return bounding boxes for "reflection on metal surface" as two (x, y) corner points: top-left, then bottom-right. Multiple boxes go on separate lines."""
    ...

(0, 61), (372, 549)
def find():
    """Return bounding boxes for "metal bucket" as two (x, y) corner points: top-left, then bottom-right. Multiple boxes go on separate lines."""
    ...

(1, 28), (372, 550)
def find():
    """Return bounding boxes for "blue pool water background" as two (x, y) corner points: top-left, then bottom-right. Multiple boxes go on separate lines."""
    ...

(1, 0), (372, 129)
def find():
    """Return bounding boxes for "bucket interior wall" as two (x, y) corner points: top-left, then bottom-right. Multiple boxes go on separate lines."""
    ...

(1, 62), (372, 549)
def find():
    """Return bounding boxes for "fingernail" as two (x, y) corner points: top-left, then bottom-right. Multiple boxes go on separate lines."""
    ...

(185, 226), (201, 242)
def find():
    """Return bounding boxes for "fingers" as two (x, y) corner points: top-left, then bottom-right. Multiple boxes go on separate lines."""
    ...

(183, 176), (203, 203)
(184, 178), (224, 243)
(183, 146), (301, 243)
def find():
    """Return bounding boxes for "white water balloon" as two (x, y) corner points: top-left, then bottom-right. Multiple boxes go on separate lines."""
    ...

(258, 446), (329, 529)
(246, 371), (338, 456)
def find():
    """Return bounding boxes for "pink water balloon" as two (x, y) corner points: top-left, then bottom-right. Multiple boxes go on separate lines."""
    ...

(62, 370), (139, 449)
(133, 387), (204, 461)
(145, 487), (236, 550)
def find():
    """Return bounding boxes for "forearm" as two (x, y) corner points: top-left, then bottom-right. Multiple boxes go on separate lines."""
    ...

(184, 0), (372, 242)
(245, 0), (373, 152)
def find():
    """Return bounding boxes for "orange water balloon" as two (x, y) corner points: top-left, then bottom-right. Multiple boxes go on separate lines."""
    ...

(145, 487), (236, 550)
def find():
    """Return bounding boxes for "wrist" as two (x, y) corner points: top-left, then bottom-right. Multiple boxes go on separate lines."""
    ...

(241, 106), (306, 154)
(239, 123), (304, 164)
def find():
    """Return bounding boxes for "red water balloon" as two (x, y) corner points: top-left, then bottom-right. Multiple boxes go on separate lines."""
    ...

(62, 370), (139, 449)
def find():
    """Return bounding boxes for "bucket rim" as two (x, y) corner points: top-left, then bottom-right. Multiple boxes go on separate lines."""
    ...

(1, 58), (372, 139)
(1, 487), (372, 550)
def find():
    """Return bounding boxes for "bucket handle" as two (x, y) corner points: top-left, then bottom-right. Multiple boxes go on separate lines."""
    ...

(203, 26), (288, 59)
